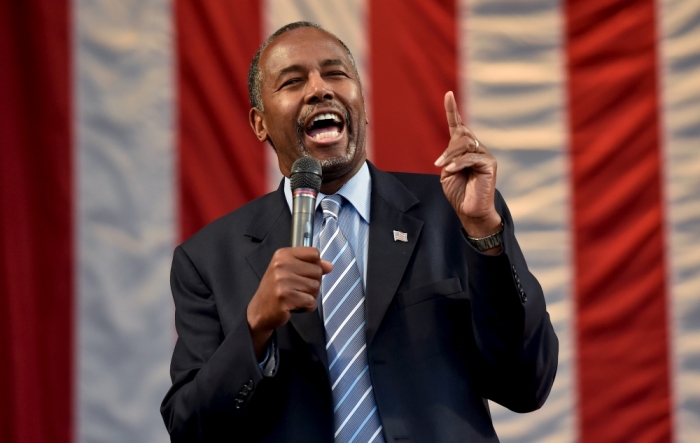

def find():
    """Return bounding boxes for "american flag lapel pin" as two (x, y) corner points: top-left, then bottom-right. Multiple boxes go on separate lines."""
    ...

(393, 230), (408, 242)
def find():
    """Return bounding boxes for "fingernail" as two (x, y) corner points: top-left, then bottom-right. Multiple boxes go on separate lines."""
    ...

(445, 162), (458, 172)
(434, 154), (445, 166)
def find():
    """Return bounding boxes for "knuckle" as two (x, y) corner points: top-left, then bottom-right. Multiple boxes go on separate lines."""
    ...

(274, 277), (292, 297)
(269, 268), (283, 282)
(270, 256), (284, 270)
(309, 279), (320, 292)
(306, 297), (318, 310)
(278, 287), (293, 303)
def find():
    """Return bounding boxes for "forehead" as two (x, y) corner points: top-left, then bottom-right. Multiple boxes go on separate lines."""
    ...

(259, 28), (351, 78)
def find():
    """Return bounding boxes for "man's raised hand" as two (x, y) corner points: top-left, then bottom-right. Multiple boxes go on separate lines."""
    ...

(434, 91), (502, 239)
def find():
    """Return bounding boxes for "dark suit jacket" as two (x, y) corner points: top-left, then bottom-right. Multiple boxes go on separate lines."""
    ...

(161, 162), (558, 442)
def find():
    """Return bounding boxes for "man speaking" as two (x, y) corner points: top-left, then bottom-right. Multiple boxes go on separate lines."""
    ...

(161, 21), (558, 442)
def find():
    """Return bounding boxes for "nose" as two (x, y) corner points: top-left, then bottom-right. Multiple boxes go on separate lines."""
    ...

(304, 72), (334, 104)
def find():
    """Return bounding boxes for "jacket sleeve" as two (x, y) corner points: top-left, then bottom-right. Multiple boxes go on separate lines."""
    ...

(464, 190), (559, 413)
(160, 245), (273, 441)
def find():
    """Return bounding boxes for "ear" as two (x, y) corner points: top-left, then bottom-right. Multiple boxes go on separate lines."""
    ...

(249, 107), (269, 142)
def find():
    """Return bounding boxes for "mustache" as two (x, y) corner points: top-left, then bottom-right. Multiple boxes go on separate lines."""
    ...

(296, 101), (351, 137)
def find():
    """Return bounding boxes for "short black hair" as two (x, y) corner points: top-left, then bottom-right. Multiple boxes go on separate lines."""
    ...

(247, 21), (360, 111)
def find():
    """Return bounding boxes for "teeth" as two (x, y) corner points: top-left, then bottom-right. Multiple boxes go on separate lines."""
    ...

(312, 130), (340, 140)
(311, 112), (341, 125)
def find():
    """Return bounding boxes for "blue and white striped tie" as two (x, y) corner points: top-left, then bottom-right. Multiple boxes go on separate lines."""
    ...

(319, 195), (385, 443)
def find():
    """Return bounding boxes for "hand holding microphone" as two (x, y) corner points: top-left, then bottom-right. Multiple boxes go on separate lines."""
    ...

(246, 157), (332, 359)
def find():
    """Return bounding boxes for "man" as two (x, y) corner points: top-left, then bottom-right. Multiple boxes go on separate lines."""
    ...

(161, 21), (558, 442)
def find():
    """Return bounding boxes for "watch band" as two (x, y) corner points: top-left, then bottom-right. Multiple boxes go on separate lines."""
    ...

(466, 223), (504, 251)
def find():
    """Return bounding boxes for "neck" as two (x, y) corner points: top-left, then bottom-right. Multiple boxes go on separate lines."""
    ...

(319, 159), (365, 194)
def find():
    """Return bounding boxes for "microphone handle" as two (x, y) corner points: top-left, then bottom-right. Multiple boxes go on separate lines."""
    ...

(290, 189), (317, 314)
(291, 189), (317, 247)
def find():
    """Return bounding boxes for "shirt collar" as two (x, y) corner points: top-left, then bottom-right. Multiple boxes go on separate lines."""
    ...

(284, 161), (371, 223)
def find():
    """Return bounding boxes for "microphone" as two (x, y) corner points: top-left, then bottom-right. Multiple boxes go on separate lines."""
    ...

(290, 157), (322, 247)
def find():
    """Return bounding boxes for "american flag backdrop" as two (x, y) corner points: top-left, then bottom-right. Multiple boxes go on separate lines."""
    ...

(1, 0), (699, 442)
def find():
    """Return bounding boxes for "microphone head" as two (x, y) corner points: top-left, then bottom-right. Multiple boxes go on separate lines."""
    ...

(290, 157), (322, 192)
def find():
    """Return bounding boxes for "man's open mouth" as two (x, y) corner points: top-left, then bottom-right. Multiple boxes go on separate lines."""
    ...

(305, 111), (345, 141)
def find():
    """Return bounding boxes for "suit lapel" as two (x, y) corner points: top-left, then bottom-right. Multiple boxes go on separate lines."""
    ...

(244, 184), (328, 369)
(365, 163), (423, 348)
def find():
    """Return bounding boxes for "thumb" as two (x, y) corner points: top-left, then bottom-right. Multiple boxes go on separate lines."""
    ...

(320, 259), (334, 275)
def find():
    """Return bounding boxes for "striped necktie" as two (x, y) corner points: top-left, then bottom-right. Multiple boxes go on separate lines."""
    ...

(319, 195), (385, 443)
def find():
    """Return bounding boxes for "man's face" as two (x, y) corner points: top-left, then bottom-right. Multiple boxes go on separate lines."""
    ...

(250, 27), (368, 185)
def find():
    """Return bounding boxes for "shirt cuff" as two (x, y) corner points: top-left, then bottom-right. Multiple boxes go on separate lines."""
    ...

(257, 331), (279, 377)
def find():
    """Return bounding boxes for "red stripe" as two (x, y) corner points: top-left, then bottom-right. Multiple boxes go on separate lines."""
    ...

(177, 0), (265, 241)
(369, 0), (459, 174)
(0, 2), (73, 442)
(293, 189), (318, 197)
(565, 1), (673, 440)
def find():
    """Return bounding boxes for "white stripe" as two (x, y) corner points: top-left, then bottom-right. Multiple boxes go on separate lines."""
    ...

(323, 257), (357, 301)
(331, 344), (369, 392)
(324, 197), (341, 209)
(262, 0), (370, 191)
(657, 0), (700, 441)
(326, 277), (362, 323)
(329, 322), (365, 369)
(460, 0), (575, 441)
(320, 227), (341, 257)
(74, 1), (175, 442)
(368, 426), (383, 443)
(335, 364), (369, 406)
(326, 299), (363, 349)
(331, 242), (350, 265)
(348, 406), (377, 443)
(335, 386), (373, 437)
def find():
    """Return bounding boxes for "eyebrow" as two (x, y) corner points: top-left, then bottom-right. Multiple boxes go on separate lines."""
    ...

(276, 59), (348, 81)
(320, 59), (346, 68)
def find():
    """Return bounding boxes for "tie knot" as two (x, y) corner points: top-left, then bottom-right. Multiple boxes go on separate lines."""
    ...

(321, 195), (343, 220)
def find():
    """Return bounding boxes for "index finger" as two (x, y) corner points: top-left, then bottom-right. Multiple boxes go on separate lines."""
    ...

(289, 246), (322, 262)
(444, 91), (464, 138)
(292, 247), (332, 274)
